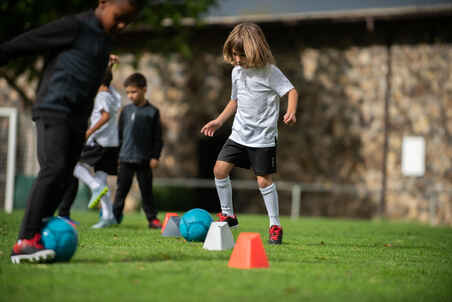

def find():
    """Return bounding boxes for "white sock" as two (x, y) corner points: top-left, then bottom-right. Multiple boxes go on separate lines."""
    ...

(74, 163), (100, 191)
(260, 183), (280, 226)
(215, 177), (234, 216)
(100, 192), (114, 220)
(95, 171), (113, 220)
(94, 170), (108, 188)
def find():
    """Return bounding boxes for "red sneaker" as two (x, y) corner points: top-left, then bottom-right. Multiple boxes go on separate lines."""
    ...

(269, 225), (283, 244)
(148, 218), (162, 229)
(10, 233), (55, 264)
(216, 213), (239, 228)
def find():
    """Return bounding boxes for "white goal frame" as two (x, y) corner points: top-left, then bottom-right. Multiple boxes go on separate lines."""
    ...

(0, 107), (17, 213)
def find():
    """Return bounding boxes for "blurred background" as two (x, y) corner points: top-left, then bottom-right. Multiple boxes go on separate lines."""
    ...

(1, 0), (451, 225)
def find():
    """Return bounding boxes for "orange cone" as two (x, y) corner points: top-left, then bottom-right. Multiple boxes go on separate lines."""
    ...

(228, 232), (269, 269)
(161, 213), (178, 233)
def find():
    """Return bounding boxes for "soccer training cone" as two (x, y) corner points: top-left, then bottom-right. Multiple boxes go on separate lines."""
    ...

(228, 232), (269, 269)
(162, 216), (181, 237)
(161, 213), (179, 234)
(203, 222), (235, 251)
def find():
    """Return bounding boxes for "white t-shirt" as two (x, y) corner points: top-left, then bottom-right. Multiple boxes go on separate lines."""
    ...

(229, 64), (294, 147)
(86, 86), (121, 147)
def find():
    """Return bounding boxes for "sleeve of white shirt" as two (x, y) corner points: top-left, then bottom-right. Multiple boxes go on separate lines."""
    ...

(95, 92), (111, 113)
(269, 65), (294, 97)
(230, 66), (239, 100)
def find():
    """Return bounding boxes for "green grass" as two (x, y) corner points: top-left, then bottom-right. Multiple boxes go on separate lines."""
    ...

(1, 211), (451, 302)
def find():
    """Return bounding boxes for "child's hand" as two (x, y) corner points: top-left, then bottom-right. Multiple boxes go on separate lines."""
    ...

(283, 112), (296, 125)
(85, 129), (92, 140)
(108, 54), (119, 69)
(150, 159), (159, 169)
(201, 120), (222, 137)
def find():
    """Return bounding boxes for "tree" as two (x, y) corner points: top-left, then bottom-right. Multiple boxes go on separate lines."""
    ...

(0, 0), (217, 105)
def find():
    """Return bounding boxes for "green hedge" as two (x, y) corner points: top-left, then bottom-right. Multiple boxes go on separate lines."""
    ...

(14, 174), (90, 210)
(13, 174), (210, 212)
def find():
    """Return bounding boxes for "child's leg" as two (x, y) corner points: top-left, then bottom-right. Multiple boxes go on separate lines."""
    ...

(74, 163), (100, 191)
(95, 171), (114, 220)
(18, 118), (85, 240)
(257, 175), (280, 227)
(112, 162), (135, 222)
(214, 160), (235, 216)
(136, 164), (158, 224)
(58, 176), (79, 218)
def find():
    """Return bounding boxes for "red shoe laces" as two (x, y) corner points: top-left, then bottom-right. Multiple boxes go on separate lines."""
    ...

(217, 213), (234, 221)
(151, 219), (161, 225)
(270, 226), (281, 238)
(14, 234), (44, 251)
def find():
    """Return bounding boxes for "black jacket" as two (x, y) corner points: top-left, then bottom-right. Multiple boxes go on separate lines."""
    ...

(118, 102), (163, 164)
(0, 10), (112, 121)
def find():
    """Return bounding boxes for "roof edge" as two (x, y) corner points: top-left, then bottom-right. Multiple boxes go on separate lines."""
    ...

(127, 4), (452, 32)
(176, 3), (452, 26)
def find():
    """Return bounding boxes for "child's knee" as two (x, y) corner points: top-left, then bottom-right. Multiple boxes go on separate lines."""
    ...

(213, 163), (229, 179)
(257, 175), (272, 188)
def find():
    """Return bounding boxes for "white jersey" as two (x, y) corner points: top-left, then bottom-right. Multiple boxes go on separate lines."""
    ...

(86, 86), (121, 147)
(229, 64), (294, 147)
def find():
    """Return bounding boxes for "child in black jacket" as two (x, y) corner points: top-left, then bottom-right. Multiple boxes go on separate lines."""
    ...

(1, 0), (143, 264)
(113, 73), (164, 229)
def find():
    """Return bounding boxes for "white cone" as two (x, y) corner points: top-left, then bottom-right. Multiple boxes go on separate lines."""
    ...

(162, 216), (181, 237)
(203, 221), (235, 251)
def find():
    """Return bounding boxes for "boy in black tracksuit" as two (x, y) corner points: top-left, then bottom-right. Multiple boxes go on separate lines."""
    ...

(1, 0), (143, 264)
(113, 73), (163, 229)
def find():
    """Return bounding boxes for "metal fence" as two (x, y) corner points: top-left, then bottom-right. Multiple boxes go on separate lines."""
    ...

(154, 177), (451, 225)
(153, 178), (378, 220)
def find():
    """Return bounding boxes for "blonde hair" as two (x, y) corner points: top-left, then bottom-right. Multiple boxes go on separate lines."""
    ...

(223, 23), (275, 68)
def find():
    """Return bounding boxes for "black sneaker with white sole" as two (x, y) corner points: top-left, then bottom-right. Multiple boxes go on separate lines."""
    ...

(217, 213), (239, 228)
(10, 234), (55, 264)
(269, 225), (283, 244)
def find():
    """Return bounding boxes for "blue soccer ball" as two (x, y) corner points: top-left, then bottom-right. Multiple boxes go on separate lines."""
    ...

(41, 216), (78, 262)
(179, 208), (213, 242)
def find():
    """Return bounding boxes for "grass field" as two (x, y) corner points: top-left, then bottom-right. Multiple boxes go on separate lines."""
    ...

(1, 210), (451, 302)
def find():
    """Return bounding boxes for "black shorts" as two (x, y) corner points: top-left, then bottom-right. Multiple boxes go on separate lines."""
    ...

(217, 139), (277, 176)
(79, 143), (119, 175)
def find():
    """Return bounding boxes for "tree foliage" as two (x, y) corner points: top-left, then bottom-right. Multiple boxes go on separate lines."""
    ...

(1, 0), (216, 41)
(0, 0), (217, 104)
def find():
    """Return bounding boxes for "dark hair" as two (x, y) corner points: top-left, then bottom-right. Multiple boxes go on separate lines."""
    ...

(124, 72), (147, 88)
(101, 69), (113, 86)
(124, 0), (145, 10)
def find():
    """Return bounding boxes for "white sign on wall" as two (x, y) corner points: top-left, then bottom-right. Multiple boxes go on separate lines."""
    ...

(401, 136), (425, 177)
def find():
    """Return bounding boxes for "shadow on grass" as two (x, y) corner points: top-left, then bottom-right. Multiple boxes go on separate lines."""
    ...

(82, 224), (153, 232)
(110, 224), (147, 230)
(71, 250), (231, 264)
(303, 242), (436, 250)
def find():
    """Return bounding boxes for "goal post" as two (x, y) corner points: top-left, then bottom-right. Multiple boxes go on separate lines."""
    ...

(0, 107), (17, 213)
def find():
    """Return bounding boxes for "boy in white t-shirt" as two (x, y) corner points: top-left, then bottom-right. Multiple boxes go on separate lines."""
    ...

(201, 23), (299, 244)
(59, 63), (121, 228)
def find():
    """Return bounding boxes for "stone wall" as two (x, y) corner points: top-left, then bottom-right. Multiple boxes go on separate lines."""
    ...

(1, 15), (451, 224)
(387, 44), (452, 224)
